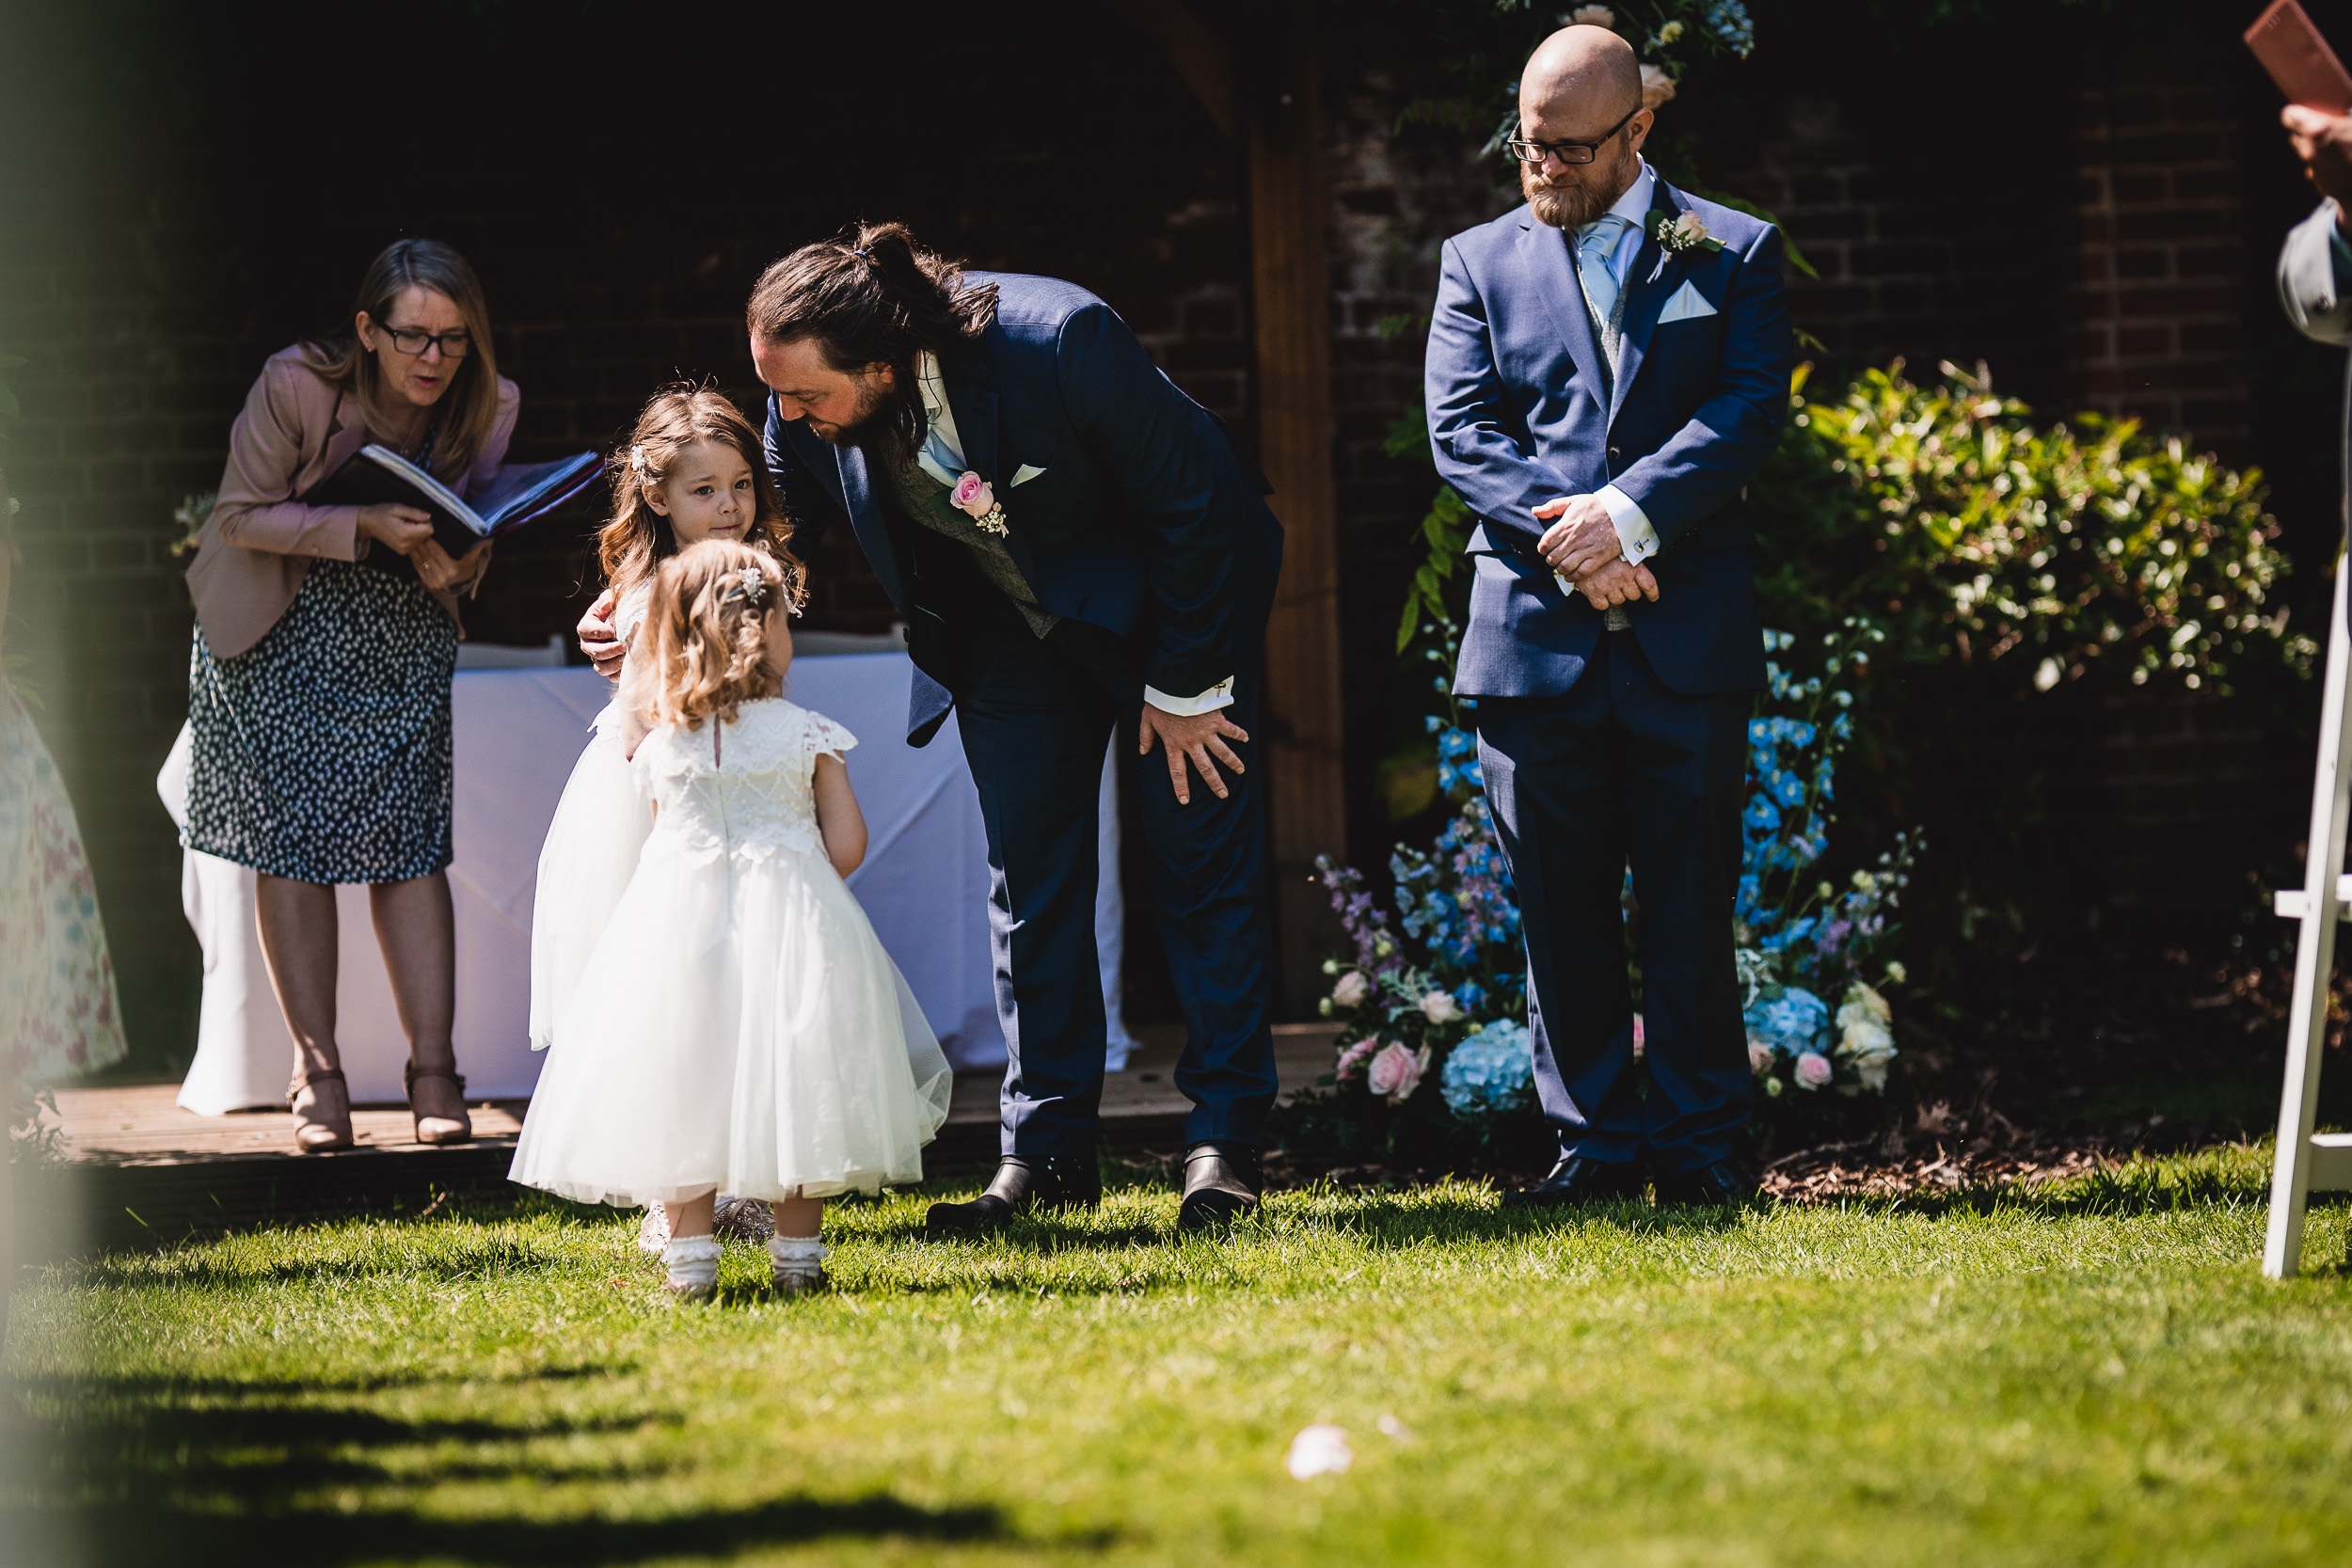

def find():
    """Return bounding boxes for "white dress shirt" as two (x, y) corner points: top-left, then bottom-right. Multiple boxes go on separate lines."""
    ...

(913, 352), (1232, 716)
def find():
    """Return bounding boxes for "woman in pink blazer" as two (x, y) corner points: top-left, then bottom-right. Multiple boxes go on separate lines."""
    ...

(183, 238), (518, 1153)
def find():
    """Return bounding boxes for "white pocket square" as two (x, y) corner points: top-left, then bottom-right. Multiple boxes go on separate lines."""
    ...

(1656, 281), (1718, 325)
(1010, 464), (1048, 487)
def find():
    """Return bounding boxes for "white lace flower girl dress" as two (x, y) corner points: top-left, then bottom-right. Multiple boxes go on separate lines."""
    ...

(528, 583), (655, 1053)
(511, 698), (953, 1206)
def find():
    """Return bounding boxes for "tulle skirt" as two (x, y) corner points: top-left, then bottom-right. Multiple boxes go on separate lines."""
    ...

(527, 706), (647, 1053)
(511, 832), (953, 1207)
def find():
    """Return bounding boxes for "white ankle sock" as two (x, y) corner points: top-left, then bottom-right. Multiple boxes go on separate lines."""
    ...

(766, 1234), (827, 1289)
(661, 1235), (723, 1296)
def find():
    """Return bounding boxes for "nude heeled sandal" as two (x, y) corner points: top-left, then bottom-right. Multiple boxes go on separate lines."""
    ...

(403, 1062), (473, 1146)
(288, 1067), (354, 1154)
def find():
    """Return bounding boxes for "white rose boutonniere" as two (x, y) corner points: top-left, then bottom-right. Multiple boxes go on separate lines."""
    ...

(1651, 209), (1726, 258)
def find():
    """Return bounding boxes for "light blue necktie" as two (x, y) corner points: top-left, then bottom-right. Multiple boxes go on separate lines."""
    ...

(1572, 213), (1636, 629)
(1576, 214), (1633, 323)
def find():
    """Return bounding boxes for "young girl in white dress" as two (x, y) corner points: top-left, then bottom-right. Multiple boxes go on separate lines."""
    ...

(528, 388), (800, 1054)
(513, 539), (952, 1299)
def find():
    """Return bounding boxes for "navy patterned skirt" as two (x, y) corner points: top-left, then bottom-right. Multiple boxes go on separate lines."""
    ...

(184, 559), (457, 883)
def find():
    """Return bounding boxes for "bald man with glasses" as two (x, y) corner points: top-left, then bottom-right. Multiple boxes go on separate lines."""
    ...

(1423, 24), (1792, 1209)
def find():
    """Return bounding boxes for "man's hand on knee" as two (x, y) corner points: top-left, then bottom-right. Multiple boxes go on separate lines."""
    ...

(1138, 705), (1249, 806)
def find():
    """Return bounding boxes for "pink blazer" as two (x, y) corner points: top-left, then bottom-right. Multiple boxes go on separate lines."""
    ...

(186, 346), (521, 658)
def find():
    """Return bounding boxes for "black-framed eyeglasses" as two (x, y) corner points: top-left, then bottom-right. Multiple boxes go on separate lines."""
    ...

(1503, 103), (1642, 166)
(379, 325), (473, 358)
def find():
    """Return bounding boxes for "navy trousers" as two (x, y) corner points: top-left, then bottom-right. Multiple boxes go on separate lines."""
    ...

(955, 619), (1278, 1157)
(1474, 632), (1753, 1173)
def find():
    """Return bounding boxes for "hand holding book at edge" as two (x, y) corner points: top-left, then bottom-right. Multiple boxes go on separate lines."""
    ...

(358, 501), (489, 593)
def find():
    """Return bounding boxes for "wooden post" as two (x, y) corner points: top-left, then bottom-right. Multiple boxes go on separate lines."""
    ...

(1110, 0), (1347, 1012)
(1243, 0), (1347, 1012)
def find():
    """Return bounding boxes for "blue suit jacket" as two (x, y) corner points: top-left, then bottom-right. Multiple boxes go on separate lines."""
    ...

(1426, 180), (1791, 698)
(766, 272), (1282, 745)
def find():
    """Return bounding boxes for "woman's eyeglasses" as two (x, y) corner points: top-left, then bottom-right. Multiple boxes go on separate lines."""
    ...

(1503, 103), (1642, 166)
(380, 325), (473, 358)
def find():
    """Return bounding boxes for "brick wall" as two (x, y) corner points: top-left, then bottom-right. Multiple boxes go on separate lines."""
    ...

(1318, 48), (1515, 861)
(2067, 46), (2250, 462)
(0, 145), (250, 1066)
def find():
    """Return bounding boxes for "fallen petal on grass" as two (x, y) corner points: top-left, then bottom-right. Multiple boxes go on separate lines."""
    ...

(1287, 1423), (1354, 1478)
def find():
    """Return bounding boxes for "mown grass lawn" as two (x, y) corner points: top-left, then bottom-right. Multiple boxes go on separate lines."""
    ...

(6, 1146), (2352, 1567)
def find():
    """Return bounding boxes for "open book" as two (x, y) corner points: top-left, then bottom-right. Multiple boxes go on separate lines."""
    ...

(304, 445), (604, 565)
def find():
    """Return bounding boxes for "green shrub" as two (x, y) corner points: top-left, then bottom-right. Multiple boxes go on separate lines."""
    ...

(1751, 361), (2310, 695)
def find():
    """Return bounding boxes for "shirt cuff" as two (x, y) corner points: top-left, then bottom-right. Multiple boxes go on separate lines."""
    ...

(1597, 484), (1661, 564)
(1144, 677), (1235, 716)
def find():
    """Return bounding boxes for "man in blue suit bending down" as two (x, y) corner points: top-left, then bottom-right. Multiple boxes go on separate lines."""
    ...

(744, 223), (1283, 1233)
(1425, 24), (1790, 1207)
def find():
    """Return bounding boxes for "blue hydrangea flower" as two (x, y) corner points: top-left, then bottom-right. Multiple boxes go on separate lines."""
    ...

(1742, 986), (1829, 1055)
(1440, 1021), (1535, 1117)
(1706, 0), (1755, 57)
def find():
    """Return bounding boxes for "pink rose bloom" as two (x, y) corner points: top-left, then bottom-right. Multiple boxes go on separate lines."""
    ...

(1631, 1013), (1646, 1058)
(1334, 1037), (1378, 1082)
(1331, 970), (1370, 1008)
(1367, 1041), (1427, 1103)
(951, 471), (995, 517)
(1747, 1038), (1776, 1076)
(1794, 1051), (1834, 1090)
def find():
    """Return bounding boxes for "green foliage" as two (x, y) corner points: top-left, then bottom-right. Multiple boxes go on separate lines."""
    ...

(1393, 486), (1472, 657)
(1752, 360), (2309, 695)
(168, 491), (218, 560)
(1391, 361), (2308, 706)
(13, 1157), (2352, 1566)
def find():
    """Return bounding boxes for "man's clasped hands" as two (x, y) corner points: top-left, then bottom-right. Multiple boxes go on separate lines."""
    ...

(1534, 492), (1659, 610)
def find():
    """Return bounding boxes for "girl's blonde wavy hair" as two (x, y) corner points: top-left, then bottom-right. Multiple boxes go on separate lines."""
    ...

(633, 540), (804, 733)
(597, 386), (801, 605)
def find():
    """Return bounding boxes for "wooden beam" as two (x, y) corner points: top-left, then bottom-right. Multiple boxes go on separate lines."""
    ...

(1244, 0), (1347, 1012)
(1102, 0), (1238, 143)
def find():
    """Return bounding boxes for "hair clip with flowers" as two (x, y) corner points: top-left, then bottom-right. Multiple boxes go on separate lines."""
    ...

(722, 563), (772, 611)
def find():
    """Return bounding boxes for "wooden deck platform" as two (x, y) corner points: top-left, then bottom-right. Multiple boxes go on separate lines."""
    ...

(30, 1023), (1340, 1251)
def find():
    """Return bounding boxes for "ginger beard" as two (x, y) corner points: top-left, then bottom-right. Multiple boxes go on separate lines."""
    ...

(1521, 122), (1641, 230)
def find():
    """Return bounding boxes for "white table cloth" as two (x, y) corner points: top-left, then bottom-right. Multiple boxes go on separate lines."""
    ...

(165, 653), (1135, 1113)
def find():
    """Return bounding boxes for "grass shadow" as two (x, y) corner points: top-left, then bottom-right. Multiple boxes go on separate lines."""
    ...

(72, 1232), (580, 1290)
(7, 1370), (1076, 1565)
(4, 1493), (1036, 1567)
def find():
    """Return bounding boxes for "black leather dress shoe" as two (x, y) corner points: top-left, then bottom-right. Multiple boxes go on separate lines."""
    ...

(924, 1152), (1102, 1236)
(1650, 1159), (1758, 1209)
(1500, 1156), (1646, 1210)
(1177, 1142), (1262, 1230)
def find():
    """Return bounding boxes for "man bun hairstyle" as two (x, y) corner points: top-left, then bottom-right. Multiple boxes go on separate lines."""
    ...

(745, 220), (998, 460)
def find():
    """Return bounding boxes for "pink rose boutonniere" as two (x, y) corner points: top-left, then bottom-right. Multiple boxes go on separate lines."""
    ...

(951, 470), (1009, 536)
